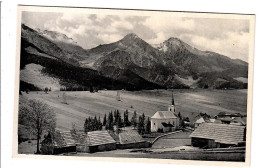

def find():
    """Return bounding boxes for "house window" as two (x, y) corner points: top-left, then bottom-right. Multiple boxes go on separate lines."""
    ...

(154, 123), (155, 125)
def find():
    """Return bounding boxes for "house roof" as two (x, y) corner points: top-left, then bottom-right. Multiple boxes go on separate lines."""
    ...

(151, 111), (178, 119)
(52, 131), (76, 147)
(195, 117), (205, 124)
(87, 130), (116, 146)
(118, 130), (145, 144)
(190, 123), (245, 145)
(231, 117), (247, 126)
(70, 130), (90, 146)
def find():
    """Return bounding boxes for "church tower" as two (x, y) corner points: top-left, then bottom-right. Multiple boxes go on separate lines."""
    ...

(168, 92), (175, 113)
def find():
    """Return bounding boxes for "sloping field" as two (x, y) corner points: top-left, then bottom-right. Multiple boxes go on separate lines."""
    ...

(19, 89), (248, 131)
(20, 63), (64, 91)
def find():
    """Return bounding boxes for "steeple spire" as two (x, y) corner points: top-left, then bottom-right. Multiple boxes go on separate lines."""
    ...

(171, 91), (175, 105)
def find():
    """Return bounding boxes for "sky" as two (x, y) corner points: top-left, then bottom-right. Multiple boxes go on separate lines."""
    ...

(22, 11), (250, 62)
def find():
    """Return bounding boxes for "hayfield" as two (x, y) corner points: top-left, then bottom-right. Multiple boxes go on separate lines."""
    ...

(19, 89), (248, 131)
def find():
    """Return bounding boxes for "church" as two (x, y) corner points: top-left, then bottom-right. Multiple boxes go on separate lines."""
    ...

(151, 93), (180, 132)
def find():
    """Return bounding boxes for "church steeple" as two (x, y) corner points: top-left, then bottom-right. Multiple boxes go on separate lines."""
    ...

(168, 91), (175, 113)
(171, 91), (175, 105)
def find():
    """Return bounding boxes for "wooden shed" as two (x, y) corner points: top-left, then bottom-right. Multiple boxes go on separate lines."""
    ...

(86, 130), (117, 153)
(117, 130), (150, 149)
(190, 123), (246, 148)
(41, 131), (77, 155)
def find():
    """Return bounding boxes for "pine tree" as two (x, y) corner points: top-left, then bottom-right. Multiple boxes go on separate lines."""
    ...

(88, 116), (93, 131)
(103, 114), (107, 126)
(98, 116), (102, 130)
(106, 112), (114, 131)
(110, 111), (114, 125)
(116, 114), (122, 133)
(137, 114), (145, 135)
(124, 110), (130, 127)
(84, 118), (89, 133)
(94, 115), (98, 130)
(131, 111), (137, 129)
(114, 110), (117, 125)
(146, 117), (151, 134)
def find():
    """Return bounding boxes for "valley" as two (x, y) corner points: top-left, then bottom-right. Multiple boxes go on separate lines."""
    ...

(19, 89), (247, 131)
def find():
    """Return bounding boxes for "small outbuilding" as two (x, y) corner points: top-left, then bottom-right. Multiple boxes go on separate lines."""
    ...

(194, 117), (206, 128)
(190, 123), (246, 148)
(86, 130), (117, 153)
(117, 130), (150, 149)
(41, 131), (77, 155)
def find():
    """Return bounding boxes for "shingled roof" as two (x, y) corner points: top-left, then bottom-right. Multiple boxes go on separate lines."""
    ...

(190, 123), (245, 145)
(52, 131), (76, 147)
(151, 111), (178, 119)
(118, 130), (145, 144)
(87, 130), (116, 146)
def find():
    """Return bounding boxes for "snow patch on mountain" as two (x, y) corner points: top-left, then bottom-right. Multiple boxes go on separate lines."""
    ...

(20, 63), (64, 90)
(36, 29), (77, 45)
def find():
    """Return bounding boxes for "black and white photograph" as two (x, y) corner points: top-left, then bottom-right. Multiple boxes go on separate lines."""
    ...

(13, 5), (255, 165)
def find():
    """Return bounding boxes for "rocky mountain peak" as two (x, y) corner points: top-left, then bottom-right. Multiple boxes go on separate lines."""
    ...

(121, 33), (142, 42)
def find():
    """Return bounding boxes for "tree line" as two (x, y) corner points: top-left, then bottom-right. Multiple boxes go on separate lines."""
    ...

(83, 109), (151, 135)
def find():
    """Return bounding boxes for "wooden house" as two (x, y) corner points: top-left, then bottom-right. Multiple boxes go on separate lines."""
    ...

(41, 131), (77, 155)
(190, 123), (246, 148)
(117, 130), (150, 149)
(86, 130), (117, 153)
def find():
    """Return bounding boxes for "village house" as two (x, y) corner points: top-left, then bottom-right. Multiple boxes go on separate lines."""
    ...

(116, 129), (150, 149)
(86, 130), (117, 153)
(194, 116), (215, 128)
(41, 131), (77, 155)
(190, 123), (246, 148)
(41, 130), (117, 154)
(213, 112), (247, 125)
(151, 93), (180, 132)
(194, 117), (206, 128)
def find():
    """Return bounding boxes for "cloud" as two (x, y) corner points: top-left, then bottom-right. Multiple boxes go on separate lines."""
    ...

(22, 11), (250, 62)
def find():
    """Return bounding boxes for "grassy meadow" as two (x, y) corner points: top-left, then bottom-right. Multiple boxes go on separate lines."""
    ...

(19, 89), (248, 131)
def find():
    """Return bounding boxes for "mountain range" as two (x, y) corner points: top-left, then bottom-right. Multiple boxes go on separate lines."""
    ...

(20, 24), (248, 91)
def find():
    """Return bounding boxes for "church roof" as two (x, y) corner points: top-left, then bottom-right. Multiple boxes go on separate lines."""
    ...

(151, 111), (178, 119)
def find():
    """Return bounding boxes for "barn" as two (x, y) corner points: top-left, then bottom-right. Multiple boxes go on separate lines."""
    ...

(86, 130), (117, 153)
(117, 129), (150, 149)
(41, 131), (77, 155)
(70, 130), (90, 153)
(190, 123), (246, 148)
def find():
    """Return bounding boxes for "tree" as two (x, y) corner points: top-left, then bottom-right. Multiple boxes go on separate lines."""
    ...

(44, 87), (48, 94)
(103, 114), (107, 126)
(116, 114), (122, 133)
(145, 117), (151, 134)
(98, 116), (102, 130)
(106, 112), (114, 131)
(84, 118), (89, 133)
(90, 85), (94, 93)
(123, 110), (130, 127)
(19, 99), (56, 154)
(137, 113), (145, 135)
(131, 111), (137, 129)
